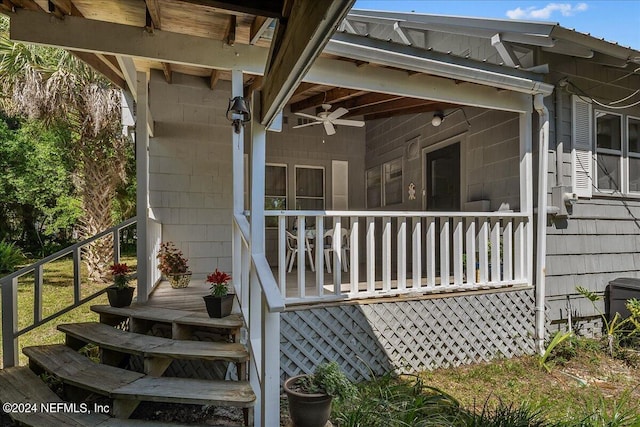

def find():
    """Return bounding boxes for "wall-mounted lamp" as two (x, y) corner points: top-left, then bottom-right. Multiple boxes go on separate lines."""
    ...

(431, 109), (471, 127)
(226, 96), (251, 134)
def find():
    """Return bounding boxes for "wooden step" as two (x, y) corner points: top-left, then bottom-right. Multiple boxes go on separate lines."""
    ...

(58, 322), (249, 377)
(90, 305), (243, 341)
(0, 367), (206, 426)
(23, 345), (255, 419)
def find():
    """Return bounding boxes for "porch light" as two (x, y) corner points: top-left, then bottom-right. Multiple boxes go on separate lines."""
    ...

(226, 96), (251, 134)
(431, 111), (445, 127)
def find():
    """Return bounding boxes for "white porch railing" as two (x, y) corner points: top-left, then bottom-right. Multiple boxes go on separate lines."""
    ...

(232, 213), (284, 426)
(266, 210), (530, 305)
(0, 218), (138, 368)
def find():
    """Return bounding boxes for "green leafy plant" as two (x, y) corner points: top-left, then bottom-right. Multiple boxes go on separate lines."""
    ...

(205, 268), (231, 297)
(576, 286), (630, 356)
(539, 330), (573, 372)
(297, 361), (356, 401)
(157, 242), (189, 275)
(109, 263), (131, 290)
(0, 239), (26, 274)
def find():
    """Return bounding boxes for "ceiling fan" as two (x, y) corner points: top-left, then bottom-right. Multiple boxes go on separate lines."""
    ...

(293, 104), (365, 135)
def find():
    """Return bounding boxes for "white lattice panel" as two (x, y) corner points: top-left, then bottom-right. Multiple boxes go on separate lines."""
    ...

(281, 289), (535, 381)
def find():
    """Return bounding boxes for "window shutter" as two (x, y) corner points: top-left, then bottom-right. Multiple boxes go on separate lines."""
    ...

(571, 95), (593, 198)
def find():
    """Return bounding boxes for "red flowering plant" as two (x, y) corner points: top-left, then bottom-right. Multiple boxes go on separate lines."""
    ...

(109, 263), (131, 290)
(205, 269), (232, 297)
(157, 242), (189, 276)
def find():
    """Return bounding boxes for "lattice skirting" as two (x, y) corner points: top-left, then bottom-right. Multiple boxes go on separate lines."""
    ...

(281, 288), (536, 382)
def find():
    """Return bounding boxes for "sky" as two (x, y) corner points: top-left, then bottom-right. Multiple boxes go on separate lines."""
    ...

(353, 1), (640, 50)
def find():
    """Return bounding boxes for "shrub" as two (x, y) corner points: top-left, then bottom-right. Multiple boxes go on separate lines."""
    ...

(156, 242), (189, 275)
(0, 239), (26, 274)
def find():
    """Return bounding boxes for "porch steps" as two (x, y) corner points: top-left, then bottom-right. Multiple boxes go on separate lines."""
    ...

(0, 366), (207, 426)
(23, 344), (255, 419)
(58, 322), (249, 377)
(90, 305), (243, 341)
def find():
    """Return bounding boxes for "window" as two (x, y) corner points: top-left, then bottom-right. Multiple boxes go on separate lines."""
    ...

(366, 158), (403, 208)
(628, 117), (640, 193)
(295, 166), (324, 210)
(595, 111), (622, 192)
(366, 167), (381, 208)
(384, 158), (403, 205)
(265, 164), (287, 227)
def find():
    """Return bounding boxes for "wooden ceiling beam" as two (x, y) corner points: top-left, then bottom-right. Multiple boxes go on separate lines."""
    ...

(291, 87), (364, 112)
(49, 0), (81, 16)
(161, 62), (172, 83)
(244, 75), (263, 98)
(71, 50), (125, 88)
(292, 82), (320, 97)
(177, 0), (284, 18)
(8, 0), (41, 12)
(144, 0), (161, 30)
(346, 97), (436, 117)
(209, 69), (221, 90)
(226, 15), (236, 46)
(364, 102), (456, 121)
(250, 16), (273, 45)
(330, 92), (402, 111)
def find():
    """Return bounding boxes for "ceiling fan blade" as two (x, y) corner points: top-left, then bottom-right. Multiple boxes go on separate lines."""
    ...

(323, 121), (336, 135)
(333, 119), (365, 127)
(327, 107), (349, 120)
(292, 121), (322, 129)
(294, 112), (320, 120)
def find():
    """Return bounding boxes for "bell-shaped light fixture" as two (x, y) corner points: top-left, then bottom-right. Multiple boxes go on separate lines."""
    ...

(226, 96), (251, 134)
(431, 111), (444, 127)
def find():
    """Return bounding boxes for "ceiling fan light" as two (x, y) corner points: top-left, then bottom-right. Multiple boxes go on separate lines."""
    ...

(431, 112), (444, 127)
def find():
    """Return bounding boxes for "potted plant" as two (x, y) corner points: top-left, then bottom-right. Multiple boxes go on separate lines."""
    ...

(106, 263), (135, 307)
(283, 361), (355, 427)
(203, 268), (234, 318)
(157, 242), (191, 288)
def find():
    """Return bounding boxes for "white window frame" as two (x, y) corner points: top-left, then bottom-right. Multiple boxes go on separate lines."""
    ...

(627, 115), (640, 195)
(365, 166), (382, 209)
(294, 165), (325, 210)
(383, 157), (404, 206)
(594, 110), (623, 195)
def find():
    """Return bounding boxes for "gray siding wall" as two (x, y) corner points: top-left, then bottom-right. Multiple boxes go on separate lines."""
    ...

(543, 51), (640, 328)
(365, 108), (521, 211)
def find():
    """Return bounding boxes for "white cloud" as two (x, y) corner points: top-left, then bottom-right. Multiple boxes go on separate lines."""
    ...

(506, 3), (588, 20)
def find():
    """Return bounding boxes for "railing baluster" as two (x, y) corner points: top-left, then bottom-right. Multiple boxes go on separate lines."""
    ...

(412, 218), (422, 289)
(478, 218), (489, 283)
(34, 265), (43, 324)
(333, 217), (342, 295)
(514, 218), (525, 280)
(73, 247), (81, 304)
(503, 218), (513, 281)
(350, 217), (359, 295)
(315, 215), (324, 297)
(366, 217), (375, 293)
(1, 277), (19, 367)
(440, 218), (450, 287)
(490, 219), (501, 283)
(465, 219), (476, 285)
(278, 215), (286, 299)
(382, 216), (391, 292)
(397, 217), (407, 291)
(296, 216), (306, 299)
(426, 217), (435, 288)
(453, 217), (463, 285)
(113, 228), (121, 265)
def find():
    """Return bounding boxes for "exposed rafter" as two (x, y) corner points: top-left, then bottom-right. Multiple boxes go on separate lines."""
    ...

(49, 0), (81, 16)
(226, 15), (236, 46)
(161, 62), (172, 83)
(244, 75), (263, 98)
(330, 92), (402, 111)
(364, 101), (455, 120)
(144, 0), (161, 30)
(491, 33), (521, 68)
(71, 50), (125, 88)
(292, 82), (320, 97)
(209, 69), (221, 90)
(346, 97), (436, 117)
(176, 0), (284, 18)
(250, 16), (273, 45)
(290, 87), (364, 112)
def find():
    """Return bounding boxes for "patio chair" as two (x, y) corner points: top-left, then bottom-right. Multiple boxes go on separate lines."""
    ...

(323, 228), (350, 273)
(285, 231), (315, 272)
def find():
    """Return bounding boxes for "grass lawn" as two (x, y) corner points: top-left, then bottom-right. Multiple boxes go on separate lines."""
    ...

(0, 254), (137, 367)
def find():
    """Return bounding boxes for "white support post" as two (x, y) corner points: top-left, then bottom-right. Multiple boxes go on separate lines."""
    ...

(520, 111), (534, 285)
(412, 218), (422, 289)
(249, 91), (279, 427)
(278, 215), (286, 299)
(135, 71), (149, 303)
(382, 216), (391, 291)
(426, 218), (435, 287)
(397, 217), (406, 291)
(231, 69), (245, 305)
(315, 216), (324, 296)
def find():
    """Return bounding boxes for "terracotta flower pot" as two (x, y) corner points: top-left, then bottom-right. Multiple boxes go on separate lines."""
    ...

(106, 286), (135, 307)
(203, 294), (234, 318)
(284, 375), (332, 427)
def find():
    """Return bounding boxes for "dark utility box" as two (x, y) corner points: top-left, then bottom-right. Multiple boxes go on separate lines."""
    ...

(606, 278), (640, 321)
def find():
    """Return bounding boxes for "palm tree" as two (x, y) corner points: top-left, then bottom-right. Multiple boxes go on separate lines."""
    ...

(0, 17), (131, 283)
